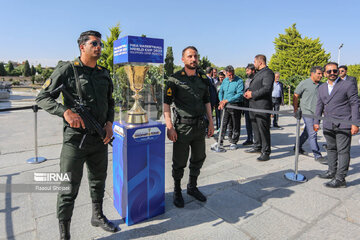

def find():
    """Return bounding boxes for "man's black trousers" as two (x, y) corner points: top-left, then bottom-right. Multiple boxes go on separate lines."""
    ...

(250, 111), (271, 155)
(220, 107), (241, 144)
(272, 97), (281, 126)
(323, 126), (351, 181)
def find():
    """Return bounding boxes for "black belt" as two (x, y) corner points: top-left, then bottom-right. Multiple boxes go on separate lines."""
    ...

(178, 116), (203, 125)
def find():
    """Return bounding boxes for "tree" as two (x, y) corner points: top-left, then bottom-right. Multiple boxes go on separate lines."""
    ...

(31, 65), (36, 76)
(113, 66), (128, 107)
(0, 62), (6, 76)
(12, 67), (22, 76)
(199, 56), (212, 70)
(7, 61), (14, 74)
(269, 24), (330, 81)
(164, 46), (174, 77)
(235, 67), (246, 79)
(41, 68), (54, 81)
(98, 23), (121, 74)
(23, 60), (31, 77)
(348, 64), (360, 91)
(36, 64), (42, 74)
(145, 65), (164, 119)
(98, 23), (122, 106)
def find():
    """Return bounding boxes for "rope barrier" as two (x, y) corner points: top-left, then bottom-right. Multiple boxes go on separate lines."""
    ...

(0, 105), (42, 112)
(225, 104), (360, 126)
(212, 103), (359, 183)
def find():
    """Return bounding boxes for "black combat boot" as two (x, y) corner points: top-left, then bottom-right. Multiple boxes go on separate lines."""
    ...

(173, 179), (184, 208)
(59, 220), (71, 240)
(187, 176), (206, 202)
(91, 201), (119, 232)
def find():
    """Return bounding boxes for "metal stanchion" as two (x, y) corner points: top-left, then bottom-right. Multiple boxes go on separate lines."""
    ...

(211, 106), (227, 152)
(27, 105), (47, 164)
(284, 109), (307, 182)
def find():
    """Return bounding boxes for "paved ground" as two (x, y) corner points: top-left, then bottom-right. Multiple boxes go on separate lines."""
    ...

(1, 91), (360, 240)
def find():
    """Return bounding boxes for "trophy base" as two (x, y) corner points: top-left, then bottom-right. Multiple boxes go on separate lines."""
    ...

(127, 113), (149, 124)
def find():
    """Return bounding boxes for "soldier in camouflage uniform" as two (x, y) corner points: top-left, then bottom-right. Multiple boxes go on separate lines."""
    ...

(163, 46), (214, 208)
(36, 30), (118, 240)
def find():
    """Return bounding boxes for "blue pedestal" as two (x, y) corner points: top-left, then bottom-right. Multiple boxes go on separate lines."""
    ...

(112, 120), (165, 226)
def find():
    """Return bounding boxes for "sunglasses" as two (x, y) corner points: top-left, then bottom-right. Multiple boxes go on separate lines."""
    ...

(89, 40), (104, 48)
(326, 69), (338, 74)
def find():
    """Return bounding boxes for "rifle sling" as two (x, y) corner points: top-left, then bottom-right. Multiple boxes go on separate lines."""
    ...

(71, 62), (84, 104)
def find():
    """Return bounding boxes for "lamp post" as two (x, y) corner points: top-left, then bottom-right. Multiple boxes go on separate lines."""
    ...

(338, 43), (344, 64)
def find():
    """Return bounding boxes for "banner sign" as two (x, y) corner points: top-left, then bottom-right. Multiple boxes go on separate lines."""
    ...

(113, 36), (164, 64)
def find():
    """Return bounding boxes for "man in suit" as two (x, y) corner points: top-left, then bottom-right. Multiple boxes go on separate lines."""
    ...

(271, 72), (284, 128)
(242, 63), (255, 145)
(339, 65), (357, 90)
(206, 67), (220, 130)
(212, 68), (219, 86)
(244, 54), (274, 161)
(314, 62), (359, 188)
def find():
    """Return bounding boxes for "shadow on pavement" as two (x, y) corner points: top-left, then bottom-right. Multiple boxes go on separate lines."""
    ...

(350, 145), (360, 158)
(0, 173), (20, 240)
(98, 169), (320, 240)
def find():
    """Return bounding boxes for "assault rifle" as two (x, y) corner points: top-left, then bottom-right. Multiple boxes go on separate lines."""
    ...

(50, 84), (113, 148)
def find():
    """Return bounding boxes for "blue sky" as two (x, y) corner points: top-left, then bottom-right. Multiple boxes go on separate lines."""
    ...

(1, 0), (359, 67)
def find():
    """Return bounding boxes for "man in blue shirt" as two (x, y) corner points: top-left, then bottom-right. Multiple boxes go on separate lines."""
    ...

(271, 72), (284, 128)
(216, 65), (244, 150)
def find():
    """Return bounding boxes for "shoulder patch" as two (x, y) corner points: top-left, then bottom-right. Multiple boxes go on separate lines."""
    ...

(42, 78), (51, 89)
(73, 61), (80, 66)
(97, 66), (102, 70)
(202, 74), (207, 79)
(181, 71), (185, 75)
(167, 88), (172, 96)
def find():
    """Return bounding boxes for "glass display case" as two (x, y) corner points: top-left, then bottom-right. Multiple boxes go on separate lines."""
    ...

(112, 63), (164, 124)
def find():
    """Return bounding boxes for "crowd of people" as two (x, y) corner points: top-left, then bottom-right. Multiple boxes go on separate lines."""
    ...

(203, 57), (359, 184)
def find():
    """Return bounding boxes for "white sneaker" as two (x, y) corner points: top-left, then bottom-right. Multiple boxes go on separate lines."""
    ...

(229, 144), (237, 150)
(211, 142), (218, 149)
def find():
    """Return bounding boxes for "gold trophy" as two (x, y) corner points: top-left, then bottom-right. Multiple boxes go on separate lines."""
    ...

(124, 65), (149, 124)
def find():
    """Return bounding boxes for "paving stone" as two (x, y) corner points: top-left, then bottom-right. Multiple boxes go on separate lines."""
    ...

(240, 207), (306, 240)
(291, 159), (360, 201)
(199, 160), (243, 182)
(232, 171), (294, 201)
(332, 197), (360, 225)
(0, 145), (61, 172)
(297, 214), (360, 240)
(204, 188), (269, 225)
(2, 230), (37, 240)
(96, 201), (250, 240)
(261, 185), (339, 223)
(0, 110), (63, 155)
(0, 194), (35, 239)
(228, 163), (266, 179)
(197, 171), (240, 196)
(36, 198), (121, 240)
